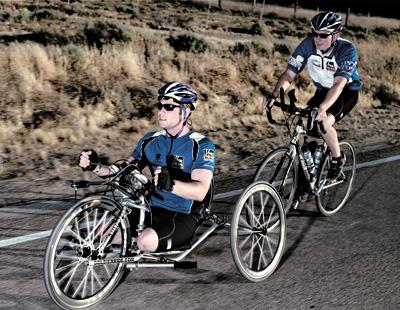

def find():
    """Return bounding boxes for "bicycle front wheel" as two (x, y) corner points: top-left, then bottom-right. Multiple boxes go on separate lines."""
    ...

(230, 181), (286, 282)
(253, 147), (298, 213)
(44, 196), (130, 309)
(316, 141), (356, 216)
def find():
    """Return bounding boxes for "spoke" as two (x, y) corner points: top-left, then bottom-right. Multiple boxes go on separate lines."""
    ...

(88, 211), (110, 244)
(238, 232), (252, 251)
(103, 263), (112, 278)
(238, 216), (252, 231)
(264, 232), (279, 259)
(72, 267), (91, 298)
(56, 251), (82, 261)
(65, 228), (92, 248)
(244, 200), (261, 228)
(243, 234), (258, 262)
(58, 262), (81, 294)
(55, 261), (79, 275)
(91, 267), (105, 289)
(256, 234), (267, 270)
(266, 201), (277, 228)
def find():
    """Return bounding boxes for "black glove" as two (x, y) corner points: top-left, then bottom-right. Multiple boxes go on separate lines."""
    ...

(157, 166), (175, 192)
(79, 149), (98, 171)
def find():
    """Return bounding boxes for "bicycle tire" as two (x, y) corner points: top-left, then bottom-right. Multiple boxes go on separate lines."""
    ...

(44, 196), (130, 309)
(315, 141), (356, 216)
(230, 181), (286, 282)
(253, 146), (298, 213)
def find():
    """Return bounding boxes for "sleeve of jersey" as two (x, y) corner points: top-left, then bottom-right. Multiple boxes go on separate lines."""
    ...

(287, 38), (309, 74)
(130, 132), (154, 168)
(335, 45), (357, 80)
(192, 139), (216, 172)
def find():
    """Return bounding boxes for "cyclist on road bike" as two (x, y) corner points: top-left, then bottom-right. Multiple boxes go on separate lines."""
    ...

(78, 82), (216, 253)
(265, 11), (361, 180)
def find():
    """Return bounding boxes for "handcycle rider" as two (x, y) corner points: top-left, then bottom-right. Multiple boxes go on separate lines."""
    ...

(264, 11), (361, 180)
(78, 82), (216, 253)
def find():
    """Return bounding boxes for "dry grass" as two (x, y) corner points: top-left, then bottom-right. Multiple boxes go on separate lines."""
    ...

(0, 0), (399, 178)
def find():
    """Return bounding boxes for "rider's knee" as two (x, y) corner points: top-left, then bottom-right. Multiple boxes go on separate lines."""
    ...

(137, 228), (158, 252)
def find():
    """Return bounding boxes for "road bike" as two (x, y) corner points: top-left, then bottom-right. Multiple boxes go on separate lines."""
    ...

(253, 88), (356, 216)
(229, 89), (356, 282)
(44, 163), (284, 309)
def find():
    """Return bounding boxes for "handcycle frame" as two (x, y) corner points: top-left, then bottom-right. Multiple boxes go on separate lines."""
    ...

(44, 165), (226, 309)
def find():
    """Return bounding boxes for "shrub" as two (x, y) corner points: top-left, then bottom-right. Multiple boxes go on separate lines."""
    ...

(167, 34), (210, 53)
(82, 20), (130, 49)
(273, 43), (291, 55)
(373, 83), (400, 107)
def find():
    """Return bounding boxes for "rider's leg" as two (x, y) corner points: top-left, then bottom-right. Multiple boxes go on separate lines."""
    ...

(320, 114), (341, 157)
(137, 228), (158, 252)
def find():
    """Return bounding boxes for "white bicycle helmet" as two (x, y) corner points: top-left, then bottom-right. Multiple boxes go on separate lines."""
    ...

(311, 11), (343, 34)
(158, 82), (198, 110)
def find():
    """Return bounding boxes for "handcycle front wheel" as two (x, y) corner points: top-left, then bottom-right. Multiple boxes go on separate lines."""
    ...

(316, 140), (356, 216)
(44, 196), (131, 310)
(230, 181), (286, 282)
(253, 146), (298, 213)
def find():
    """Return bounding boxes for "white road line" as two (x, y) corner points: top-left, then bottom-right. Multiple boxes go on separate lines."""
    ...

(1, 154), (399, 248)
(0, 231), (51, 248)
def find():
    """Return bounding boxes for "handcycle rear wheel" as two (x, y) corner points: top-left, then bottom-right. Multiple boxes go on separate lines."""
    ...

(44, 196), (130, 310)
(253, 146), (298, 213)
(230, 181), (286, 282)
(316, 140), (356, 216)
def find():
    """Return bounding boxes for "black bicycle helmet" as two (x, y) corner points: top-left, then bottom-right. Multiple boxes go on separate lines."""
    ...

(158, 82), (198, 110)
(311, 11), (343, 34)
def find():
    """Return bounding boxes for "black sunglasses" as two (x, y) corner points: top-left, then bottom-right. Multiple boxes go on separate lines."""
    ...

(311, 31), (331, 39)
(156, 101), (181, 111)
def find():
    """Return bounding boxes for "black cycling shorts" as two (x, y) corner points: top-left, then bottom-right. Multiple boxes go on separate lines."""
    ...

(128, 206), (197, 252)
(307, 88), (359, 123)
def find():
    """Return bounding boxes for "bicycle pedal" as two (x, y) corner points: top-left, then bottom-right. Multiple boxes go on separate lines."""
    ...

(174, 261), (197, 269)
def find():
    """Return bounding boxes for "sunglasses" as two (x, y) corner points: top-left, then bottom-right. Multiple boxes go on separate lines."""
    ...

(156, 101), (181, 111)
(311, 31), (331, 39)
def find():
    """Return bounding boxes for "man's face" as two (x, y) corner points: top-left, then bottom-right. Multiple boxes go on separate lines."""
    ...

(157, 98), (182, 131)
(312, 30), (337, 51)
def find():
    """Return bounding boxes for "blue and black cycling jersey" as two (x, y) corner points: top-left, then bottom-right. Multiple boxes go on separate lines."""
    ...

(287, 37), (361, 91)
(131, 130), (216, 214)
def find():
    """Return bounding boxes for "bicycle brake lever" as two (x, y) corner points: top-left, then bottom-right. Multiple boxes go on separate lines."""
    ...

(266, 106), (277, 124)
(70, 180), (91, 188)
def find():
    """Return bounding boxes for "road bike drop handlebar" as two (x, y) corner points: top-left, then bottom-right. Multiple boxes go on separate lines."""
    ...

(266, 88), (326, 134)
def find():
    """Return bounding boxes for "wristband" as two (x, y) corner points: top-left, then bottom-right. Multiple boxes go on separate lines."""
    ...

(93, 164), (102, 174)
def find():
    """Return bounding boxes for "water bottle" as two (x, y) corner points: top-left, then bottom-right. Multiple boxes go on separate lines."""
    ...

(313, 144), (324, 170)
(302, 145), (316, 177)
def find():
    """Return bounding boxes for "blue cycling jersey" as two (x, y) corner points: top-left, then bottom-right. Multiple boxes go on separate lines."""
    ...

(131, 129), (216, 214)
(287, 37), (361, 91)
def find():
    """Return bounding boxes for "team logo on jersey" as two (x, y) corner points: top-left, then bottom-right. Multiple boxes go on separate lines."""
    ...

(326, 60), (336, 71)
(288, 55), (304, 70)
(203, 149), (214, 161)
(171, 155), (184, 169)
(339, 60), (355, 73)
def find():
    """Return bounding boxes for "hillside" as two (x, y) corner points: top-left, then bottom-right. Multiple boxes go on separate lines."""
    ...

(0, 0), (399, 181)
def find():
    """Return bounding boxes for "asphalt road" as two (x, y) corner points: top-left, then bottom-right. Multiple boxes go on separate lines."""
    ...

(0, 149), (399, 310)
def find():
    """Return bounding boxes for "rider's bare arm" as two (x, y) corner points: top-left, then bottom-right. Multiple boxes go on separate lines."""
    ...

(271, 69), (297, 98)
(154, 167), (213, 202)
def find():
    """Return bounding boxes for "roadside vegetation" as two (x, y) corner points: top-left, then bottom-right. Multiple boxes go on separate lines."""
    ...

(0, 0), (399, 178)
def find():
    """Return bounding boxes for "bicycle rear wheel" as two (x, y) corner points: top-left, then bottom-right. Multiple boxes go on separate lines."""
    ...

(230, 181), (286, 282)
(316, 141), (356, 216)
(44, 196), (130, 309)
(253, 147), (298, 213)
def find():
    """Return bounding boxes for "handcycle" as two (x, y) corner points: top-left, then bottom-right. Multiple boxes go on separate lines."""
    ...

(44, 162), (285, 309)
(230, 88), (356, 281)
(252, 88), (356, 216)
